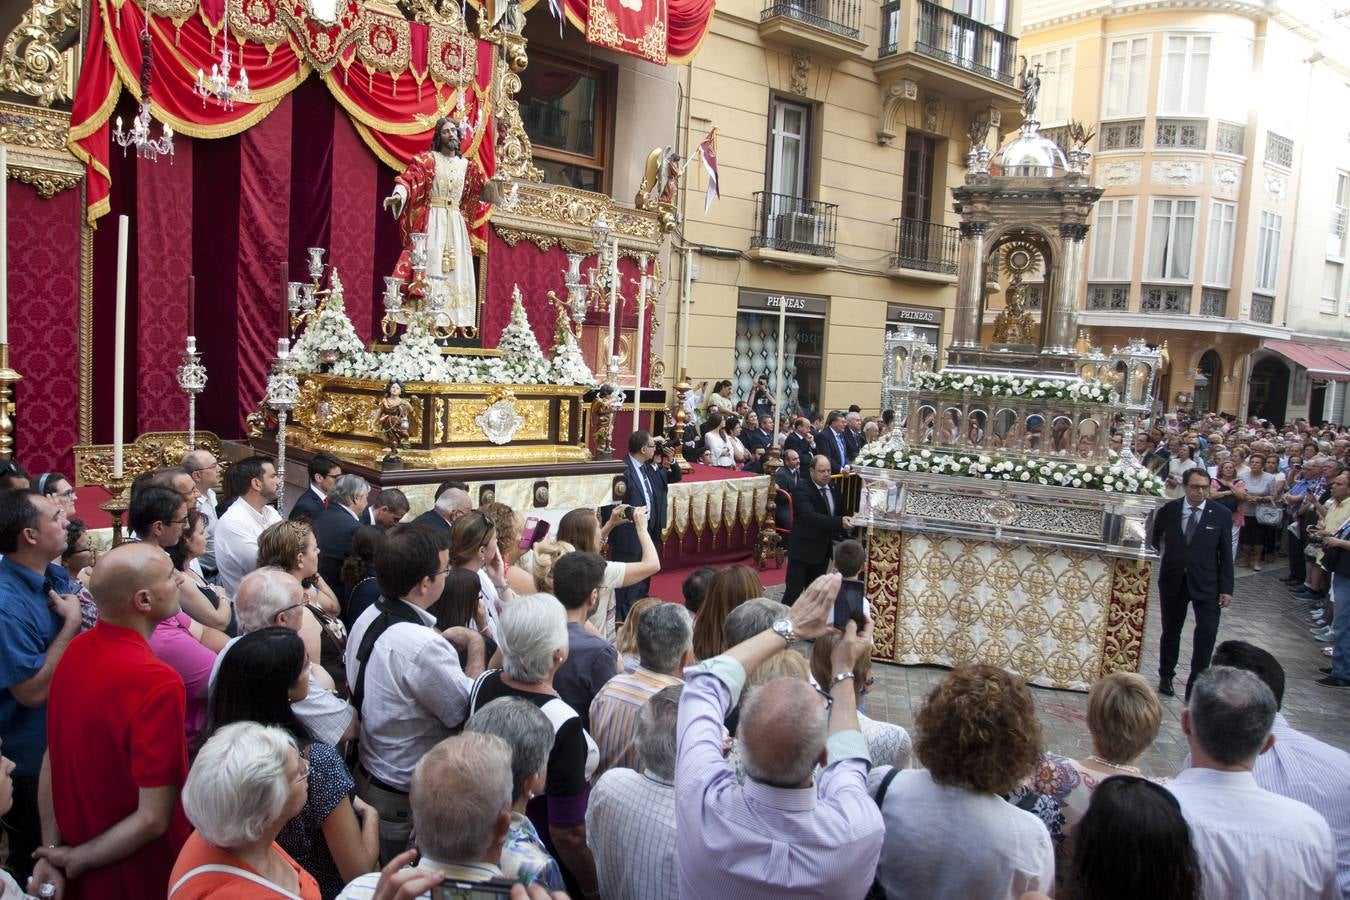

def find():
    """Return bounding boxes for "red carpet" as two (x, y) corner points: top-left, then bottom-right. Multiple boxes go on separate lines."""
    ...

(648, 556), (786, 605)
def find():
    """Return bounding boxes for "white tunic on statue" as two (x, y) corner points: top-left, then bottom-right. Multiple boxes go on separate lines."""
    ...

(393, 153), (475, 329)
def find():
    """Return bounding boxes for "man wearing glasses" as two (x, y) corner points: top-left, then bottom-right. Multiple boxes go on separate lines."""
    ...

(182, 450), (222, 578)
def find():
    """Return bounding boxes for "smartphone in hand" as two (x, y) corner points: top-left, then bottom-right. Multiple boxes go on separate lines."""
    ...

(833, 579), (867, 631)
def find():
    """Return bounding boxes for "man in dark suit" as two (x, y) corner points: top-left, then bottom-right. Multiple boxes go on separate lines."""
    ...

(313, 474), (369, 590)
(843, 410), (865, 463)
(611, 430), (682, 620)
(361, 488), (410, 530)
(411, 480), (470, 532)
(782, 416), (816, 463)
(774, 448), (803, 529)
(289, 452), (342, 522)
(817, 411), (852, 475)
(1150, 467), (1235, 700)
(783, 454), (852, 606)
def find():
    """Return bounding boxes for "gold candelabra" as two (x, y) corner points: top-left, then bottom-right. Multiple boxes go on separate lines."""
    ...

(98, 474), (132, 546)
(0, 344), (22, 461)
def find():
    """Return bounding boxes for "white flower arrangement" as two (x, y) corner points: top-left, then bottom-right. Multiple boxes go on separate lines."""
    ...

(855, 441), (1163, 496)
(293, 283), (599, 388)
(288, 269), (377, 378)
(912, 370), (1118, 405)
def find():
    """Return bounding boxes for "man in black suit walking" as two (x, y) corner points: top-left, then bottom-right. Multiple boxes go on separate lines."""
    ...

(611, 430), (682, 620)
(1151, 467), (1234, 700)
(783, 454), (852, 606)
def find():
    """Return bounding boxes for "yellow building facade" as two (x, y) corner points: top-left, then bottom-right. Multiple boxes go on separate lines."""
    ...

(662, 0), (1023, 416)
(1018, 0), (1346, 420)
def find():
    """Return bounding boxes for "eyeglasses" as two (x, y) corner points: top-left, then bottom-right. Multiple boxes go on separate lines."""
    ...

(188, 462), (221, 473)
(166, 516), (189, 526)
(272, 603), (306, 623)
(436, 566), (453, 577)
(292, 755), (310, 785)
(813, 685), (834, 712)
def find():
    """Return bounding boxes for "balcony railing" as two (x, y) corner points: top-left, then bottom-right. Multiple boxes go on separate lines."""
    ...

(891, 217), (958, 274)
(1099, 119), (1144, 151)
(761, 0), (861, 39)
(1087, 284), (1130, 311)
(879, 0), (901, 54)
(1200, 288), (1228, 317)
(1250, 294), (1275, 324)
(912, 0), (1017, 84)
(1141, 284), (1192, 313)
(1155, 118), (1205, 150)
(1216, 121), (1245, 155)
(752, 192), (839, 257)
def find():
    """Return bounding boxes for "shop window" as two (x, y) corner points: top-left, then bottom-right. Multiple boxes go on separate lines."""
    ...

(518, 50), (613, 193)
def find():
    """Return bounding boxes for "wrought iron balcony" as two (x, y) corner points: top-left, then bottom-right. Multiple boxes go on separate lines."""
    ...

(911, 0), (1017, 84)
(761, 0), (861, 39)
(1200, 288), (1227, 317)
(1250, 294), (1275, 324)
(891, 217), (958, 274)
(1087, 284), (1130, 311)
(1141, 284), (1192, 314)
(751, 192), (839, 257)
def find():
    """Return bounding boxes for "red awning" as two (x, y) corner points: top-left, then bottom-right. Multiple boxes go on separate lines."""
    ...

(1264, 340), (1350, 381)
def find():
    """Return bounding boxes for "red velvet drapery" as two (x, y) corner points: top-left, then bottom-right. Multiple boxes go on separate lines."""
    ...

(69, 0), (495, 243)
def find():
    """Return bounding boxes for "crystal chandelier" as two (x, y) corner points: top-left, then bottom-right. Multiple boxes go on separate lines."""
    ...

(113, 17), (174, 162)
(194, 5), (249, 109)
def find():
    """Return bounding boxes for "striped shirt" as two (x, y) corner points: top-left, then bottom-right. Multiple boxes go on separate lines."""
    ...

(588, 666), (682, 779)
(1253, 714), (1350, 899)
(587, 769), (678, 900)
(675, 655), (884, 899)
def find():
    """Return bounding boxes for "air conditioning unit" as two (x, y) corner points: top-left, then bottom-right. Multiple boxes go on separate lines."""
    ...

(773, 210), (825, 248)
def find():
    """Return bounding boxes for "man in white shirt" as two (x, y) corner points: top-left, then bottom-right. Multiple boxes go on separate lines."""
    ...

(1207, 641), (1350, 897)
(345, 523), (486, 863)
(213, 455), (282, 594)
(181, 449), (222, 577)
(588, 684), (681, 900)
(1169, 666), (1336, 900)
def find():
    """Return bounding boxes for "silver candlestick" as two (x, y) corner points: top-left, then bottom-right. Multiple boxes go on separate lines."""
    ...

(175, 336), (208, 449)
(265, 338), (301, 512)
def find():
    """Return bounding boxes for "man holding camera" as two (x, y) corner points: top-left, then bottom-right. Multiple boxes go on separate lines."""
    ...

(612, 431), (682, 621)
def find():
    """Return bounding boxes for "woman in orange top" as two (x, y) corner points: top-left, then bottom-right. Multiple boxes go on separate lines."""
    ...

(169, 721), (321, 899)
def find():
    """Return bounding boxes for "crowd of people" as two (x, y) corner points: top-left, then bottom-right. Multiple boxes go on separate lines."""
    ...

(0, 402), (1345, 899)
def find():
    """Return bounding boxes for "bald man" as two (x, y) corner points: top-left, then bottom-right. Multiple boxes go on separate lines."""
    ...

(33, 543), (192, 899)
(675, 574), (882, 898)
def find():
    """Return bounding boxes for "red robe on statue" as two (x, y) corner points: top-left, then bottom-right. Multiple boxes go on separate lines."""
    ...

(392, 149), (487, 306)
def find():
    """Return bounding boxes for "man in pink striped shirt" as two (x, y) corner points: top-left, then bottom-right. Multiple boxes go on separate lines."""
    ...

(675, 573), (883, 898)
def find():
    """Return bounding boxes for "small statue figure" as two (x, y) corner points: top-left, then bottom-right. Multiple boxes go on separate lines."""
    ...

(1017, 57), (1042, 122)
(992, 280), (1039, 347)
(371, 379), (413, 467)
(635, 147), (681, 231)
(589, 382), (625, 460)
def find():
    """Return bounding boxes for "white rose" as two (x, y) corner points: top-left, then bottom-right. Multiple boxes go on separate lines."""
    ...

(1072, 478), (1082, 487)
(921, 449), (932, 458)
(1020, 472), (1030, 481)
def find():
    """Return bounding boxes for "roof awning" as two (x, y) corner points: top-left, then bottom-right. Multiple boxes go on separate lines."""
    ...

(1263, 340), (1350, 381)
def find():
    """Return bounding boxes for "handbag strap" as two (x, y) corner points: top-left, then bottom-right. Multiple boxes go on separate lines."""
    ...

(169, 863), (304, 899)
(872, 766), (901, 810)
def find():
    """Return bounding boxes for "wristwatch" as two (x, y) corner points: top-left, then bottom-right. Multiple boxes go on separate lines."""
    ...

(771, 618), (796, 646)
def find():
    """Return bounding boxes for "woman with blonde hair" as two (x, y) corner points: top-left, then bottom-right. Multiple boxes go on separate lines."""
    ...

(691, 565), (765, 661)
(257, 519), (348, 697)
(518, 539), (575, 596)
(614, 597), (660, 673)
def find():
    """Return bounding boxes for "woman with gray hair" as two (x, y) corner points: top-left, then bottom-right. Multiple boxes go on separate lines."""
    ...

(169, 721), (320, 898)
(467, 593), (600, 898)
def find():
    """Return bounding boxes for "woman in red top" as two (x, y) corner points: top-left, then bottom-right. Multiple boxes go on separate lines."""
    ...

(170, 722), (320, 899)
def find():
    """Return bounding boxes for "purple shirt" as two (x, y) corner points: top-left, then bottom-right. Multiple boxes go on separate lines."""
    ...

(149, 611), (217, 746)
(675, 655), (884, 899)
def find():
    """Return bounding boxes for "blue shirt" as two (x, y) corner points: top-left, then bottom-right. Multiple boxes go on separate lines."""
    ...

(0, 558), (72, 776)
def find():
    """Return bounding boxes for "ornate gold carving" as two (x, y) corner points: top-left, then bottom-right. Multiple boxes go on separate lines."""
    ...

(557, 396), (571, 440)
(73, 431), (225, 487)
(494, 181), (662, 248)
(492, 225), (560, 251)
(144, 0), (198, 20)
(0, 0), (79, 106)
(0, 101), (69, 151)
(10, 166), (79, 198)
(402, 0), (465, 27)
(490, 33), (542, 183)
(448, 396), (549, 443)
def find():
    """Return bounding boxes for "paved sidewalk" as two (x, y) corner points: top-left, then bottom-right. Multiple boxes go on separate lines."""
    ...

(768, 559), (1349, 778)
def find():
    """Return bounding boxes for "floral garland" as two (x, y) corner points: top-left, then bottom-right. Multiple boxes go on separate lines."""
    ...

(289, 284), (598, 388)
(856, 442), (1164, 496)
(913, 370), (1118, 404)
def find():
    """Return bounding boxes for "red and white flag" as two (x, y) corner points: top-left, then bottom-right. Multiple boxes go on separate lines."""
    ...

(697, 128), (720, 213)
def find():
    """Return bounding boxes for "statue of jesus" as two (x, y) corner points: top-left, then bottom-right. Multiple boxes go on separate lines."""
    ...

(384, 117), (487, 330)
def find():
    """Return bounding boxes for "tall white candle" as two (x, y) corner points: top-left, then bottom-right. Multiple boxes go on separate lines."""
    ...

(0, 145), (7, 346)
(607, 240), (618, 368)
(680, 247), (691, 377)
(113, 215), (128, 479)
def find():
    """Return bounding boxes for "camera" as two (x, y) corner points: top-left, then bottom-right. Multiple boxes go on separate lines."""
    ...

(1308, 532), (1326, 545)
